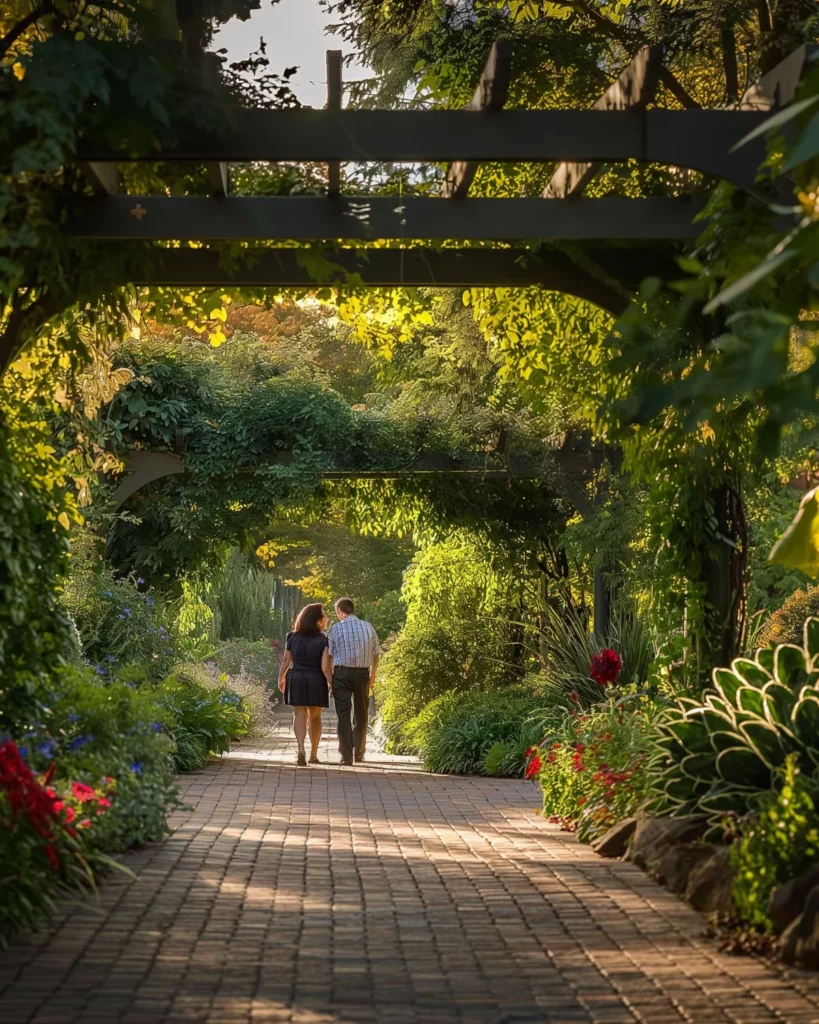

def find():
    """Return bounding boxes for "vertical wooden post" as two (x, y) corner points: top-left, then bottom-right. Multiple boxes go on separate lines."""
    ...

(326, 50), (343, 197)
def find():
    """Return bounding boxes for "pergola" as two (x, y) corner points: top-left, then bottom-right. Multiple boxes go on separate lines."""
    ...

(75, 22), (810, 636)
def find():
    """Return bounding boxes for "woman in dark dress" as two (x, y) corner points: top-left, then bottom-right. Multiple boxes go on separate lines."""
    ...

(277, 603), (332, 767)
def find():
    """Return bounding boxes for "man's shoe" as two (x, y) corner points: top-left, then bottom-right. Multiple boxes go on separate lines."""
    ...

(309, 754), (320, 764)
(354, 753), (366, 763)
(340, 758), (353, 766)
(296, 751), (307, 767)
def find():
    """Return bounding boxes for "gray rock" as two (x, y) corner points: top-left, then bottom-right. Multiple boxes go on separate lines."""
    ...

(770, 862), (819, 933)
(781, 883), (819, 967)
(626, 816), (708, 873)
(684, 845), (734, 917)
(592, 817), (637, 859)
(656, 842), (715, 896)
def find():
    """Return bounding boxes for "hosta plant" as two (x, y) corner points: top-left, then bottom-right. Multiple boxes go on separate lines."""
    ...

(648, 617), (819, 836)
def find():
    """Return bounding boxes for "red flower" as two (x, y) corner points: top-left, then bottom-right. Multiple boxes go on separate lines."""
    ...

(72, 782), (95, 803)
(569, 691), (580, 703)
(573, 743), (585, 753)
(77, 819), (92, 829)
(96, 797), (112, 810)
(589, 648), (622, 687)
(64, 806), (76, 824)
(547, 752), (557, 762)
(45, 846), (60, 871)
(577, 796), (588, 807)
(525, 753), (543, 780)
(602, 732), (612, 743)
(551, 741), (562, 750)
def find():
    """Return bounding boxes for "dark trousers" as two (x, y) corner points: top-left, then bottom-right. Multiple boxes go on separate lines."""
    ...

(333, 666), (370, 762)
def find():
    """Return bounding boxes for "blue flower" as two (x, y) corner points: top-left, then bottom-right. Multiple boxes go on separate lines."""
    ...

(136, 578), (145, 585)
(36, 739), (55, 758)
(68, 713), (80, 723)
(94, 665), (105, 675)
(18, 745), (29, 758)
(151, 721), (162, 732)
(158, 627), (168, 639)
(146, 596), (155, 607)
(122, 607), (131, 615)
(129, 761), (142, 774)
(105, 655), (117, 663)
(68, 735), (94, 750)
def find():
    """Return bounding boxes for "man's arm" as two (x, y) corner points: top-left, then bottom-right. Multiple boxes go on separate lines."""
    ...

(369, 625), (380, 693)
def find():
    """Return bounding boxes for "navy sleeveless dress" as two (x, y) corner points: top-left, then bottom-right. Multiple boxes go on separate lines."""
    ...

(284, 631), (330, 708)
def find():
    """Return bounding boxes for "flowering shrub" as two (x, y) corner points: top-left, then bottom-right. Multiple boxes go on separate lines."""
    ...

(64, 564), (182, 685)
(529, 697), (658, 842)
(0, 739), (99, 940)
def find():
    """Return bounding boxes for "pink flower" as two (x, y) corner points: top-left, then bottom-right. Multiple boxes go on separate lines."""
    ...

(72, 782), (95, 803)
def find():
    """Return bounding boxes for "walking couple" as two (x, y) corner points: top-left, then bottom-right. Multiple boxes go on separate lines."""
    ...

(277, 597), (379, 767)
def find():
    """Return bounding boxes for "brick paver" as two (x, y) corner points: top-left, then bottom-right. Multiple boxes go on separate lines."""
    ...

(4, 715), (819, 1024)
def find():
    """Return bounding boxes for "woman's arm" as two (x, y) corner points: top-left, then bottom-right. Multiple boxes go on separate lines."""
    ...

(277, 650), (292, 693)
(322, 647), (333, 694)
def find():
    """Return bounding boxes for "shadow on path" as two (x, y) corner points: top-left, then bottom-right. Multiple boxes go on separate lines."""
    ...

(2, 713), (819, 1023)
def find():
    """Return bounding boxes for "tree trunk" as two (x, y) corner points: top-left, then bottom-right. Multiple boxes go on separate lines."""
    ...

(701, 481), (747, 671)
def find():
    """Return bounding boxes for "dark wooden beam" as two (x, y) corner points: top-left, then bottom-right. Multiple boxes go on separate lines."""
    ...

(111, 445), (604, 508)
(115, 245), (679, 314)
(443, 40), (513, 199)
(76, 109), (770, 190)
(544, 45), (664, 199)
(65, 195), (705, 241)
(207, 161), (228, 196)
(326, 50), (343, 197)
(740, 42), (817, 109)
(79, 161), (119, 195)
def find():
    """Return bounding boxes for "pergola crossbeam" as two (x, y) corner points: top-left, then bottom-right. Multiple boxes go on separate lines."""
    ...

(115, 245), (680, 314)
(79, 161), (119, 195)
(65, 195), (705, 241)
(544, 45), (664, 199)
(443, 41), (513, 199)
(76, 109), (769, 190)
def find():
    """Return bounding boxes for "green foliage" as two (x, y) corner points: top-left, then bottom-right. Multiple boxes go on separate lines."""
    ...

(533, 697), (658, 842)
(758, 586), (819, 648)
(155, 666), (250, 773)
(402, 688), (547, 776)
(209, 638), (280, 689)
(0, 431), (76, 732)
(731, 754), (819, 932)
(648, 617), (819, 836)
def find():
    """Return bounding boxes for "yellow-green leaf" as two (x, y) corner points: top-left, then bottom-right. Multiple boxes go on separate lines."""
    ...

(57, 512), (71, 530)
(769, 487), (819, 576)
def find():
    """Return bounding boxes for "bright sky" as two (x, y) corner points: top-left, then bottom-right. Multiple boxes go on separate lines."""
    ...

(212, 0), (371, 109)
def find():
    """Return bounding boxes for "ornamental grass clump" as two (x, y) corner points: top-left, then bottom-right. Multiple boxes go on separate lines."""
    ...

(648, 617), (819, 838)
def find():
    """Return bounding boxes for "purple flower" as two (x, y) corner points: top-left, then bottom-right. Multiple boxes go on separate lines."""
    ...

(94, 665), (105, 675)
(36, 739), (55, 758)
(136, 578), (145, 585)
(106, 655), (117, 663)
(151, 721), (162, 732)
(129, 761), (143, 774)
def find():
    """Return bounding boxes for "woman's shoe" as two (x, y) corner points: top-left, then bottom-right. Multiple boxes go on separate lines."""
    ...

(296, 751), (307, 767)
(309, 754), (320, 764)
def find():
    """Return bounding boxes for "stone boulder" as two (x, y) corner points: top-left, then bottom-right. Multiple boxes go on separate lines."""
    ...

(782, 883), (819, 968)
(626, 816), (708, 874)
(592, 817), (637, 859)
(684, 845), (734, 917)
(770, 862), (819, 933)
(656, 842), (715, 896)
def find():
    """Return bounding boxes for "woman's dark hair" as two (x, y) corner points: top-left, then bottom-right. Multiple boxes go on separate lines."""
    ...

(294, 602), (326, 636)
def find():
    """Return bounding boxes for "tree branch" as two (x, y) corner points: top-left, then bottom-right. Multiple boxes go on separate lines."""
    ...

(721, 26), (739, 102)
(0, 2), (52, 61)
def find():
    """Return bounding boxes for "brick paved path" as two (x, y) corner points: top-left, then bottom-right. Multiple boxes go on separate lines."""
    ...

(4, 715), (819, 1024)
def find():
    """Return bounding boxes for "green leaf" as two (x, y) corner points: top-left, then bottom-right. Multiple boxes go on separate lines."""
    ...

(769, 487), (819, 576)
(738, 720), (785, 768)
(731, 658), (771, 688)
(704, 248), (796, 313)
(731, 94), (819, 149)
(713, 666), (742, 704)
(774, 643), (809, 689)
(804, 617), (819, 661)
(715, 746), (770, 788)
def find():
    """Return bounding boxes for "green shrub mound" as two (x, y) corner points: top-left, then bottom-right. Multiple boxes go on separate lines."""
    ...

(403, 689), (546, 776)
(649, 617), (819, 837)
(758, 587), (819, 649)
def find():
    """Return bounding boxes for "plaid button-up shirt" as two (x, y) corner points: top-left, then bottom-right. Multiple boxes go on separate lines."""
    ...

(328, 615), (380, 669)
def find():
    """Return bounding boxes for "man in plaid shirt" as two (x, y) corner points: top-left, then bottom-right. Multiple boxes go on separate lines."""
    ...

(328, 597), (380, 765)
